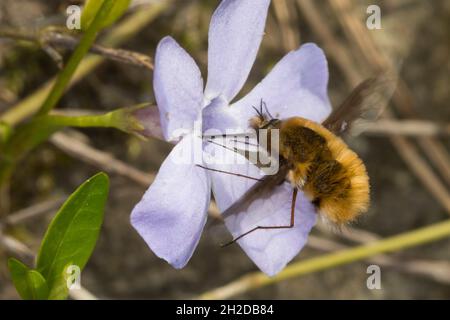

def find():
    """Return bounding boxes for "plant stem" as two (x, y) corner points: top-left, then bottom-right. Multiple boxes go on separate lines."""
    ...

(0, 3), (168, 126)
(0, 3), (168, 189)
(37, 0), (116, 116)
(0, 28), (37, 42)
(199, 218), (450, 299)
(1, 110), (131, 159)
(40, 113), (116, 129)
(0, 28), (153, 71)
(0, 111), (126, 188)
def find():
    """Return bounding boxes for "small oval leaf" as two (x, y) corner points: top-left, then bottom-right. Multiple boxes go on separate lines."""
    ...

(8, 258), (49, 300)
(27, 271), (50, 300)
(36, 172), (109, 300)
(8, 258), (33, 300)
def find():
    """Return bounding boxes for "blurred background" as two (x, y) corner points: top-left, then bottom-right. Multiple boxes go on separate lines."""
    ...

(0, 0), (449, 299)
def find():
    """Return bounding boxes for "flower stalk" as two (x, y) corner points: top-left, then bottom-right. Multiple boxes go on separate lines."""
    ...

(0, 104), (157, 187)
(37, 0), (116, 116)
(39, 104), (155, 138)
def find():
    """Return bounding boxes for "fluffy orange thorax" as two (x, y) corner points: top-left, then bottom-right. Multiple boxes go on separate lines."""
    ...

(276, 117), (370, 225)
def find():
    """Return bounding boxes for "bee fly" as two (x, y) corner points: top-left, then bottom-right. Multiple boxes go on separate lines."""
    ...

(200, 73), (396, 246)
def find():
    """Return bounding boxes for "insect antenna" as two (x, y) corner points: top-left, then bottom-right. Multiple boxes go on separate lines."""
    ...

(261, 99), (274, 119)
(252, 105), (264, 119)
(205, 138), (239, 154)
(196, 164), (263, 181)
(205, 137), (262, 159)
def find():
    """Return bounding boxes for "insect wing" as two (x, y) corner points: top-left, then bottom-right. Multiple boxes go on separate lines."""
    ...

(322, 73), (397, 135)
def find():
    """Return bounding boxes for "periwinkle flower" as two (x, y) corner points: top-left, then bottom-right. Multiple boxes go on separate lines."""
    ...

(131, 0), (332, 276)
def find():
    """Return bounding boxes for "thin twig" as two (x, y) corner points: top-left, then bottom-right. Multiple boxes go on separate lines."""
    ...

(359, 119), (450, 137)
(296, 0), (361, 85)
(50, 131), (155, 187)
(0, 197), (66, 227)
(272, 0), (299, 51)
(41, 31), (154, 70)
(386, 125), (450, 212)
(0, 232), (34, 257)
(0, 25), (153, 70)
(0, 28), (36, 42)
(66, 286), (98, 300)
(417, 138), (450, 187)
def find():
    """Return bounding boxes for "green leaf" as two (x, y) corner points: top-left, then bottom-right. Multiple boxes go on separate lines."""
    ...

(8, 258), (49, 300)
(27, 271), (50, 300)
(8, 258), (33, 300)
(81, 0), (131, 31)
(8, 258), (32, 300)
(36, 172), (109, 300)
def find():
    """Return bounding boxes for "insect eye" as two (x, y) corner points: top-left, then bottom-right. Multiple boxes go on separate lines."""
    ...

(259, 119), (279, 129)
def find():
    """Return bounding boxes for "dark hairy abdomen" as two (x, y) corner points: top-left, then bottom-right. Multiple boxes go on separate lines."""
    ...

(305, 159), (351, 207)
(279, 124), (351, 207)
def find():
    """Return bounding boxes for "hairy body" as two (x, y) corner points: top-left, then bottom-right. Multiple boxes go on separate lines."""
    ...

(274, 117), (369, 225)
(211, 74), (395, 244)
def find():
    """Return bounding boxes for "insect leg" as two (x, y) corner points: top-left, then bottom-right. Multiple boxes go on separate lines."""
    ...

(228, 138), (259, 147)
(196, 164), (263, 181)
(221, 188), (298, 247)
(206, 138), (240, 154)
(205, 138), (262, 162)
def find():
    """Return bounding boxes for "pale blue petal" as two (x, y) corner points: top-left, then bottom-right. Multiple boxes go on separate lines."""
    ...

(153, 36), (204, 142)
(202, 95), (241, 133)
(205, 0), (271, 102)
(231, 43), (332, 128)
(131, 135), (210, 268)
(228, 184), (316, 276)
(203, 144), (316, 276)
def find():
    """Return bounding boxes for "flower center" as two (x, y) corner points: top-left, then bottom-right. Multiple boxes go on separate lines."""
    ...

(202, 95), (243, 134)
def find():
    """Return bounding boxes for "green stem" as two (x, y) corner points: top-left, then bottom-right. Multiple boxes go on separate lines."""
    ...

(0, 3), (168, 126)
(37, 0), (116, 116)
(199, 218), (450, 299)
(0, 111), (124, 187)
(2, 111), (129, 157)
(40, 113), (116, 129)
(0, 3), (169, 188)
